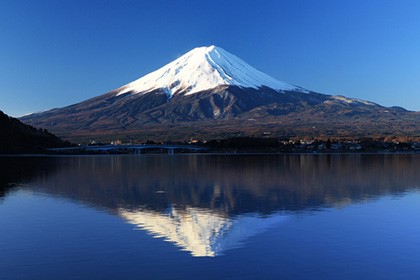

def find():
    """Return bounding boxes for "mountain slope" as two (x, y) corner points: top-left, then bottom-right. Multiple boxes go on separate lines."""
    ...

(20, 46), (420, 141)
(116, 45), (302, 97)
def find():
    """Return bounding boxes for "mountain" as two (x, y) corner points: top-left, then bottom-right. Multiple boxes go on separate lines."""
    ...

(20, 46), (420, 141)
(0, 110), (69, 153)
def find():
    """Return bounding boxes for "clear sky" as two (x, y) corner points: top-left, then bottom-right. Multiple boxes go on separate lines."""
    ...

(1, 0), (419, 117)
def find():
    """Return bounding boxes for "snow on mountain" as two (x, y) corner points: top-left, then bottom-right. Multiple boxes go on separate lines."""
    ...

(119, 206), (288, 257)
(330, 95), (376, 106)
(116, 45), (303, 97)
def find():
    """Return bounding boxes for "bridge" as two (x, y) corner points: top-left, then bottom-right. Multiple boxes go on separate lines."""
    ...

(48, 144), (208, 154)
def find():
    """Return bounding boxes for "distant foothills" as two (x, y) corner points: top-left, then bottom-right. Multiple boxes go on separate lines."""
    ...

(0, 110), (71, 153)
(18, 46), (420, 145)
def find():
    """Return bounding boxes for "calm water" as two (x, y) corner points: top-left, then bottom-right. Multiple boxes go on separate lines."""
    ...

(1, 154), (420, 279)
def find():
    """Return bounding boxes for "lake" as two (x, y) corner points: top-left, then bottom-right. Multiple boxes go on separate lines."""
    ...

(1, 154), (419, 279)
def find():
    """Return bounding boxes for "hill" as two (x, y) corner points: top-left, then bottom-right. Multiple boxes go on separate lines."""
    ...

(0, 110), (70, 153)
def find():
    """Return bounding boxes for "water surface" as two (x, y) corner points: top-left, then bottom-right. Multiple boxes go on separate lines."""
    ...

(1, 154), (419, 279)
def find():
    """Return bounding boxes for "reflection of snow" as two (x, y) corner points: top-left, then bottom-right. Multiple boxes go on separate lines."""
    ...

(118, 206), (288, 257)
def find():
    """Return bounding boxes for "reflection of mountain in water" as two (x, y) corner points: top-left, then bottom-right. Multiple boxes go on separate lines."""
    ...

(22, 154), (420, 214)
(2, 154), (419, 256)
(119, 206), (287, 257)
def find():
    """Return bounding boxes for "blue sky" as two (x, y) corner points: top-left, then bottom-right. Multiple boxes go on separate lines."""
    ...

(1, 0), (419, 117)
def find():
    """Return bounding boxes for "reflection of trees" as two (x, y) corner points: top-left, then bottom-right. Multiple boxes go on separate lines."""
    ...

(27, 154), (420, 215)
(0, 157), (58, 200)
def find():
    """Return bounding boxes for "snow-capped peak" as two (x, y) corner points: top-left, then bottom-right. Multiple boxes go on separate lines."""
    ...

(116, 45), (303, 97)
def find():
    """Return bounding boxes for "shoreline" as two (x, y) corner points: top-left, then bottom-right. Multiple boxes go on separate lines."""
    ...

(1, 150), (419, 157)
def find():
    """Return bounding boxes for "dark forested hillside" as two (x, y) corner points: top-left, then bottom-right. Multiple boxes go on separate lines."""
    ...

(0, 110), (70, 153)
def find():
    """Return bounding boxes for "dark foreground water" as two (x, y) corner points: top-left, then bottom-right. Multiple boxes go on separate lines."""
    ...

(0, 154), (419, 279)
